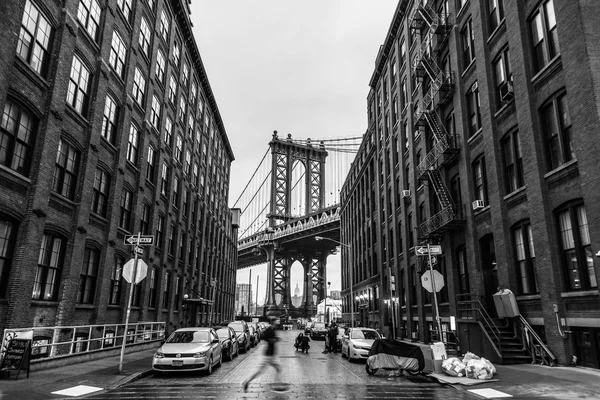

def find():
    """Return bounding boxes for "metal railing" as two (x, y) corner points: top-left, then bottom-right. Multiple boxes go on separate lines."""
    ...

(516, 315), (558, 366)
(2, 322), (165, 362)
(456, 294), (502, 358)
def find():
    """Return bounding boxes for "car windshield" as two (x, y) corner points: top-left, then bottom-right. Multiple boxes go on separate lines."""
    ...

(351, 330), (380, 340)
(166, 330), (210, 343)
(229, 323), (244, 332)
(314, 323), (326, 329)
(216, 328), (230, 339)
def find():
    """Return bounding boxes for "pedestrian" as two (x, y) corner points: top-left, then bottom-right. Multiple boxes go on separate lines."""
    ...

(324, 321), (337, 353)
(243, 316), (282, 392)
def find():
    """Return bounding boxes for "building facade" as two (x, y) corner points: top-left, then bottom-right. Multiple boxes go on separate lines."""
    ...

(340, 0), (600, 368)
(235, 283), (253, 316)
(0, 0), (238, 340)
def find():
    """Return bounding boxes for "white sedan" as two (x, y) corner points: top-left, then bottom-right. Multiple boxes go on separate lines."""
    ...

(341, 328), (382, 362)
(153, 327), (222, 375)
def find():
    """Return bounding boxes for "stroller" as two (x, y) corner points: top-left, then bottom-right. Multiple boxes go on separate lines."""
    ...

(365, 338), (425, 376)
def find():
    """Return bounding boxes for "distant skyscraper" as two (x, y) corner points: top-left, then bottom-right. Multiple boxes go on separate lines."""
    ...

(291, 282), (303, 308)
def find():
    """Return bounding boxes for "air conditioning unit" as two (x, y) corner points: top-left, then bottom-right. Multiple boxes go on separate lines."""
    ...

(472, 199), (485, 210)
(499, 80), (514, 101)
(401, 190), (411, 199)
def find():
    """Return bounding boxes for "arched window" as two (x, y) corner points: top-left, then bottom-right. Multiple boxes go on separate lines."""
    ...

(0, 100), (38, 176)
(0, 216), (18, 298)
(32, 233), (65, 301)
(512, 220), (538, 294)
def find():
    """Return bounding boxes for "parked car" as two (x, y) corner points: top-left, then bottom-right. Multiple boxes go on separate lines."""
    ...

(152, 327), (222, 375)
(215, 326), (239, 361)
(310, 322), (328, 339)
(228, 320), (251, 353)
(248, 325), (259, 347)
(341, 327), (382, 362)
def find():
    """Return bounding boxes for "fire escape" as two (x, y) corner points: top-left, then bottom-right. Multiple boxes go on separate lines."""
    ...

(410, 2), (465, 240)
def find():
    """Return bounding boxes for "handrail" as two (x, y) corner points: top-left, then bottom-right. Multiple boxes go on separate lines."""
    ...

(516, 315), (558, 366)
(456, 295), (502, 358)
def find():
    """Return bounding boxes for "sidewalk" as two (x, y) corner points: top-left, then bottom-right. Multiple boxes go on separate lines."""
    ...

(0, 348), (156, 400)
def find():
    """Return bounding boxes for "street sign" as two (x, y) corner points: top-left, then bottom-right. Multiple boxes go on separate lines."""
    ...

(122, 258), (148, 284)
(421, 269), (445, 293)
(415, 245), (442, 256)
(124, 235), (154, 246)
(133, 245), (144, 256)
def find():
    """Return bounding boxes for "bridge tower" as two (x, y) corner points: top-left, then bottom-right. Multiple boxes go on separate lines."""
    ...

(261, 131), (330, 317)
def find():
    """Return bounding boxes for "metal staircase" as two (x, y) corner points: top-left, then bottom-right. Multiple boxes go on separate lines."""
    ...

(410, 1), (463, 240)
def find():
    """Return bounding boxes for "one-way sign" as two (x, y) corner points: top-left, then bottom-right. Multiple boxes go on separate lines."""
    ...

(415, 245), (442, 256)
(124, 235), (154, 246)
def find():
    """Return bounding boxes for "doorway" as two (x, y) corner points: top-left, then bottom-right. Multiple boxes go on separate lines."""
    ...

(480, 234), (498, 316)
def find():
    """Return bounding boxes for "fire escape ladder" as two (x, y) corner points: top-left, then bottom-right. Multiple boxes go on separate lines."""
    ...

(427, 169), (453, 210)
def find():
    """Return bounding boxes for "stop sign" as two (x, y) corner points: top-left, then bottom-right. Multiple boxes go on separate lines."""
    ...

(122, 258), (148, 284)
(421, 270), (444, 293)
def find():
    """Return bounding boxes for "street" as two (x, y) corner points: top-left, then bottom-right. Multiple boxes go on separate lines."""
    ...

(86, 329), (472, 399)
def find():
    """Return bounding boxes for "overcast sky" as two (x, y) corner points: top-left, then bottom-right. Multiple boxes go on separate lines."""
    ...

(190, 1), (398, 305)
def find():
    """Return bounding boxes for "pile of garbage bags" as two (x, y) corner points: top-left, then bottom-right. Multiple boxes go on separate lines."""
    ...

(441, 352), (496, 380)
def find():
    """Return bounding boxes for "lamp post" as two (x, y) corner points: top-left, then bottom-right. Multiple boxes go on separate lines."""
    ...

(315, 236), (354, 328)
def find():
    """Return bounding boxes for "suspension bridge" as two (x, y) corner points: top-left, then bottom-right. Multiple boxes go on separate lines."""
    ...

(232, 131), (361, 317)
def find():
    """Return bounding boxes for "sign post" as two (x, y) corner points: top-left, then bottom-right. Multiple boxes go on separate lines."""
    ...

(119, 232), (152, 373)
(427, 243), (444, 343)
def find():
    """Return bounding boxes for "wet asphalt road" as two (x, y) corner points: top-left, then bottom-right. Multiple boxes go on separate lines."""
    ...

(85, 329), (473, 399)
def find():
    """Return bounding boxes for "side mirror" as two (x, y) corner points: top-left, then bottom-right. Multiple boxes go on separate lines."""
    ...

(212, 338), (220, 344)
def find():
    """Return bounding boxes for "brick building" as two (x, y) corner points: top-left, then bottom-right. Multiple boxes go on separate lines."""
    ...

(0, 0), (238, 341)
(340, 0), (600, 368)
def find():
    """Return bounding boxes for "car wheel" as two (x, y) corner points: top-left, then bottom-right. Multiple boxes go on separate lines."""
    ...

(366, 365), (378, 375)
(206, 356), (213, 375)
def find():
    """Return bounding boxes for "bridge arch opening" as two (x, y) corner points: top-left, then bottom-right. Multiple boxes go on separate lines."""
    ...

(290, 260), (304, 310)
(290, 160), (306, 218)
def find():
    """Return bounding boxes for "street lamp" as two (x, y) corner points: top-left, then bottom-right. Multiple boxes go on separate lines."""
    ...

(315, 236), (354, 328)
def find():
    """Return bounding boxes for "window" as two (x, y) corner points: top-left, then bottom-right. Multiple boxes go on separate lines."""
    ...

(557, 203), (597, 291)
(531, 0), (559, 73)
(159, 9), (170, 42)
(155, 49), (166, 84)
(132, 67), (146, 106)
(472, 156), (488, 206)
(489, 0), (504, 32)
(466, 82), (481, 136)
(168, 75), (177, 105)
(164, 116), (173, 147)
(126, 123), (139, 165)
(399, 39), (406, 66)
(109, 30), (126, 77)
(184, 150), (191, 176)
(163, 271), (171, 309)
(33, 233), (64, 301)
(175, 135), (183, 163)
(461, 19), (475, 68)
(190, 82), (198, 107)
(193, 162), (199, 186)
(139, 17), (151, 58)
(77, 0), (101, 41)
(501, 130), (524, 193)
(78, 247), (99, 304)
(100, 95), (118, 144)
(119, 188), (133, 230)
(0, 217), (17, 298)
(116, 0), (132, 22)
(542, 92), (573, 171)
(168, 222), (176, 255)
(401, 78), (407, 109)
(91, 168), (110, 217)
(148, 268), (157, 308)
(172, 39), (181, 66)
(150, 95), (161, 130)
(407, 213), (414, 248)
(18, 0), (53, 76)
(493, 48), (512, 107)
(108, 256), (123, 305)
(172, 175), (180, 208)
(0, 100), (37, 176)
(392, 96), (398, 125)
(513, 221), (538, 294)
(182, 61), (190, 87)
(146, 0), (156, 12)
(140, 202), (151, 235)
(66, 55), (91, 114)
(146, 145), (156, 183)
(52, 139), (80, 199)
(174, 276), (180, 310)
(391, 58), (397, 81)
(160, 161), (169, 196)
(456, 247), (470, 294)
(178, 96), (186, 123)
(156, 214), (165, 248)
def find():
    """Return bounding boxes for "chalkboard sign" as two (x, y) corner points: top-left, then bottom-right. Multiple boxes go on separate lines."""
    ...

(0, 339), (31, 380)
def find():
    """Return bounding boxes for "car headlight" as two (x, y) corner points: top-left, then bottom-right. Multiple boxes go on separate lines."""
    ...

(193, 351), (207, 358)
(154, 351), (164, 359)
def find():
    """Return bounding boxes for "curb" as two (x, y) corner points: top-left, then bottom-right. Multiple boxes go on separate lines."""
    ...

(106, 369), (154, 391)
